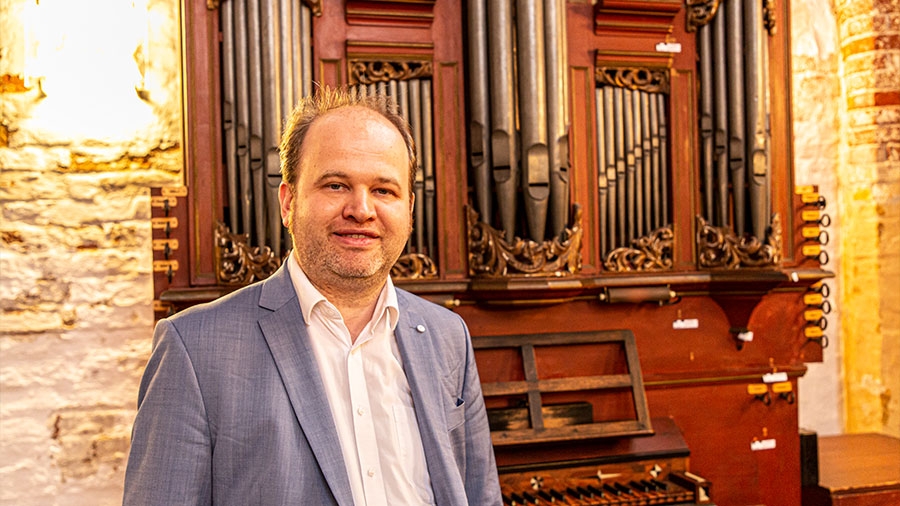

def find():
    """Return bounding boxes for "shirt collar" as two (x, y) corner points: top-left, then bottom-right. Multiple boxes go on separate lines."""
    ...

(286, 252), (399, 331)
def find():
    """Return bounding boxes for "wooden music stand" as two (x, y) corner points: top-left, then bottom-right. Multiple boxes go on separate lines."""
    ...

(474, 329), (653, 446)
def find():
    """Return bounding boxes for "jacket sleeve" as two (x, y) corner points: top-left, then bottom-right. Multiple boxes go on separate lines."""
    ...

(459, 320), (503, 505)
(123, 319), (212, 506)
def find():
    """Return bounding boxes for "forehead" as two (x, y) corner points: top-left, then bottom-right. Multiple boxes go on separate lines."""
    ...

(299, 106), (410, 183)
(306, 105), (401, 144)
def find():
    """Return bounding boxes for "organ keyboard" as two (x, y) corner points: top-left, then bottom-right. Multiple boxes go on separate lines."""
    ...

(496, 418), (713, 505)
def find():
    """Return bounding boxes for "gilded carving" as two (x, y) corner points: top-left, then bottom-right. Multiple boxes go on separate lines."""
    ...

(215, 222), (281, 285)
(685, 0), (720, 32)
(350, 60), (433, 85)
(696, 213), (782, 268)
(595, 67), (670, 94)
(764, 0), (777, 35)
(467, 205), (583, 277)
(391, 254), (438, 280)
(603, 226), (674, 272)
(303, 0), (323, 16)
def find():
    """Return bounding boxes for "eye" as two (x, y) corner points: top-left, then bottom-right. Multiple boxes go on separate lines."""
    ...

(374, 187), (400, 198)
(326, 182), (345, 191)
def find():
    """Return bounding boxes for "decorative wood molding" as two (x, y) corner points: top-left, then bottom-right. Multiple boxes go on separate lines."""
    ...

(696, 213), (783, 269)
(206, 0), (219, 10)
(391, 253), (438, 280)
(349, 60), (433, 85)
(595, 66), (670, 94)
(603, 226), (674, 272)
(467, 205), (583, 278)
(685, 0), (720, 32)
(594, 0), (683, 35)
(215, 222), (281, 285)
(345, 0), (435, 28)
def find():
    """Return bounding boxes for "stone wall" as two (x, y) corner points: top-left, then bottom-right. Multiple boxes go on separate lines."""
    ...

(0, 1), (182, 504)
(792, 0), (845, 436)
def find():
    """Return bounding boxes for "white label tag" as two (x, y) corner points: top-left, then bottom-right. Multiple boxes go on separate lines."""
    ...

(655, 42), (682, 53)
(751, 439), (777, 451)
(762, 372), (788, 384)
(673, 318), (699, 329)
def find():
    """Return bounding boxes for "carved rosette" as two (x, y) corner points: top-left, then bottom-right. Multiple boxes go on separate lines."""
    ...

(215, 222), (281, 285)
(467, 205), (583, 278)
(349, 60), (433, 85)
(696, 213), (783, 269)
(603, 226), (674, 272)
(391, 253), (438, 280)
(685, 0), (720, 32)
(595, 67), (670, 94)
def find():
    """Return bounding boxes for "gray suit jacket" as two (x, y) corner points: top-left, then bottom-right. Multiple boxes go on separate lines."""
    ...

(123, 264), (501, 505)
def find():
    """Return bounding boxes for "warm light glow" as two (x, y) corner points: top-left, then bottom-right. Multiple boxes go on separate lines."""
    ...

(17, 0), (181, 150)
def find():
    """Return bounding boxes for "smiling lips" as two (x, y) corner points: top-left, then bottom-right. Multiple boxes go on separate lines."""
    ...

(334, 230), (379, 242)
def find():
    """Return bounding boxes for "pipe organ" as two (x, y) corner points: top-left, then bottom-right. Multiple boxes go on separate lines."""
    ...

(153, 1), (833, 504)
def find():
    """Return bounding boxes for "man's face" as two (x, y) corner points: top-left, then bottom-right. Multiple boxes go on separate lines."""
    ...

(279, 106), (414, 294)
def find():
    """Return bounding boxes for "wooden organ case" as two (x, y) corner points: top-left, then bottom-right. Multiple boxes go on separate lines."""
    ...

(155, 0), (834, 504)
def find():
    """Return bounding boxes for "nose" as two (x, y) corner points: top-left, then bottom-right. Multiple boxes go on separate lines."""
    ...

(343, 189), (376, 222)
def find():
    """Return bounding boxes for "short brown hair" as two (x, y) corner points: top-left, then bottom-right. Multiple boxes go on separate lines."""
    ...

(279, 85), (417, 194)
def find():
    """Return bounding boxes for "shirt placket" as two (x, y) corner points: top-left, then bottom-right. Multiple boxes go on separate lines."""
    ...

(347, 341), (388, 506)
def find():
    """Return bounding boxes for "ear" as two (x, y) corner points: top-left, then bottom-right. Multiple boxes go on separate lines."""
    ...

(279, 182), (294, 227)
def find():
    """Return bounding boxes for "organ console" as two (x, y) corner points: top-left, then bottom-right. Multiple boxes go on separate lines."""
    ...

(496, 418), (713, 505)
(154, 1), (832, 504)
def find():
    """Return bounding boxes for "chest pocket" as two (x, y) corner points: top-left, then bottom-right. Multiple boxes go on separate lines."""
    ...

(440, 362), (466, 431)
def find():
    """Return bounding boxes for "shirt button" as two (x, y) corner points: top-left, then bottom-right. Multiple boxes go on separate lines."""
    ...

(367, 468), (376, 477)
(357, 407), (366, 416)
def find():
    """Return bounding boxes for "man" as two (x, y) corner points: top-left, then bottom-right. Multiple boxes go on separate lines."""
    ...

(123, 86), (502, 505)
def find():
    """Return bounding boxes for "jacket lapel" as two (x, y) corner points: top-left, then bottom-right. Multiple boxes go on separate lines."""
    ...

(257, 265), (354, 506)
(395, 294), (467, 506)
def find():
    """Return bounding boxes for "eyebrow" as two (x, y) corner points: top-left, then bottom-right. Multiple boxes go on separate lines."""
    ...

(315, 171), (402, 187)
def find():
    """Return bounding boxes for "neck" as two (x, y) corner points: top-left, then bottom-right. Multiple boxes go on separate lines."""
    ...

(313, 275), (386, 342)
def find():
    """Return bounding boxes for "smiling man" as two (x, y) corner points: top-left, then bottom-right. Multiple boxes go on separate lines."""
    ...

(123, 86), (501, 506)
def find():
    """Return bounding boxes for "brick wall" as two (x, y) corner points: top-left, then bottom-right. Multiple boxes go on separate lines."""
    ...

(835, 0), (900, 436)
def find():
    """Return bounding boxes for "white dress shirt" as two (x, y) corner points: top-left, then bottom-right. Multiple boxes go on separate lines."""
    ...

(287, 257), (435, 506)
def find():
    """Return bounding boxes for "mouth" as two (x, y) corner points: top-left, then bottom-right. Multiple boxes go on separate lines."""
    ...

(339, 233), (377, 239)
(333, 230), (380, 245)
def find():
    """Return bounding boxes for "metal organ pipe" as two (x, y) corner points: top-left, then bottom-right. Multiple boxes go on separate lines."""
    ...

(726, 0), (747, 236)
(467, 0), (493, 224)
(712, 6), (730, 227)
(221, 1), (239, 232)
(487, 0), (518, 242)
(745, 0), (771, 241)
(545, 0), (570, 238)
(516, 0), (551, 242)
(595, 87), (609, 256)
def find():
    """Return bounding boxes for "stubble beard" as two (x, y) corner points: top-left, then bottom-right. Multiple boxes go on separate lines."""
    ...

(289, 208), (409, 296)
